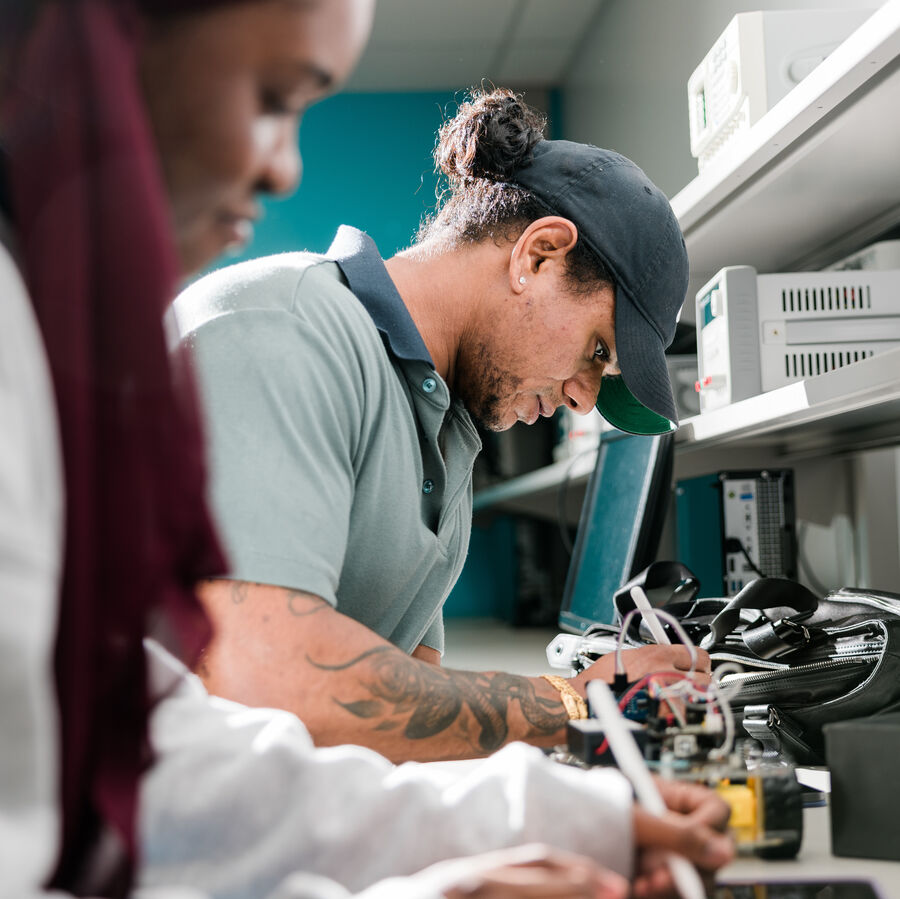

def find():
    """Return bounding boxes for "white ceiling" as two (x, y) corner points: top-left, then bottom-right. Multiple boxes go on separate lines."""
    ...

(345, 0), (607, 92)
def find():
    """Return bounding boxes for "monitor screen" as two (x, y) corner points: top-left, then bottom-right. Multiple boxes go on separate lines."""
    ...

(558, 431), (674, 634)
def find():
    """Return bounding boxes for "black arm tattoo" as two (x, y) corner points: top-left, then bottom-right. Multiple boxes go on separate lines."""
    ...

(224, 581), (329, 619)
(308, 647), (567, 753)
(285, 590), (329, 618)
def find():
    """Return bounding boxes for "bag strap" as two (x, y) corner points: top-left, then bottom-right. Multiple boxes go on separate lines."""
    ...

(704, 579), (819, 648)
(742, 704), (822, 765)
(740, 614), (821, 659)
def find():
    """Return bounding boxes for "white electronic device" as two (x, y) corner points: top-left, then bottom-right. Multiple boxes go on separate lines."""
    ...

(687, 9), (872, 172)
(695, 265), (900, 413)
(827, 239), (900, 272)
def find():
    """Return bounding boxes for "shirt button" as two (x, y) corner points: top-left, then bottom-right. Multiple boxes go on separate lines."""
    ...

(422, 479), (434, 494)
(422, 377), (437, 394)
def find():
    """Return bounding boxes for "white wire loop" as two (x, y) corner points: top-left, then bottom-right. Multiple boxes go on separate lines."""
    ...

(610, 608), (741, 759)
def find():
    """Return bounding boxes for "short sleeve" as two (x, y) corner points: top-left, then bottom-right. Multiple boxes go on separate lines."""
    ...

(418, 612), (444, 655)
(183, 285), (366, 606)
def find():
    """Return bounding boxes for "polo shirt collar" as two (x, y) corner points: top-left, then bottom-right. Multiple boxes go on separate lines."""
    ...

(328, 225), (434, 367)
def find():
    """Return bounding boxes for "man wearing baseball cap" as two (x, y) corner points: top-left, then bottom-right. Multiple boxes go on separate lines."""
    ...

(172, 88), (702, 765)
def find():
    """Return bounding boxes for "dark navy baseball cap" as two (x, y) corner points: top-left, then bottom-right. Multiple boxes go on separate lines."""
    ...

(510, 141), (688, 435)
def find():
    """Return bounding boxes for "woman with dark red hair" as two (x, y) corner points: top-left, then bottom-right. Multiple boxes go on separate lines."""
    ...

(0, 0), (370, 893)
(0, 3), (731, 898)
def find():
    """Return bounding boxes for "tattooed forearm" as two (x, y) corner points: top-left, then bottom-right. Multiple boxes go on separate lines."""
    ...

(308, 648), (567, 753)
(285, 590), (329, 618)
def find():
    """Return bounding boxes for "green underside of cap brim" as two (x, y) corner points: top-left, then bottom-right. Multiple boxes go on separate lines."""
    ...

(595, 375), (677, 436)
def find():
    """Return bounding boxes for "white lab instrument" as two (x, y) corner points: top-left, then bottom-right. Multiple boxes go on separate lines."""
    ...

(695, 266), (900, 413)
(687, 9), (872, 172)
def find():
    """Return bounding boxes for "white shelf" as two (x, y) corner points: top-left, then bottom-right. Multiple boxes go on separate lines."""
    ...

(472, 451), (597, 520)
(677, 346), (900, 455)
(671, 0), (900, 301)
(672, 0), (900, 455)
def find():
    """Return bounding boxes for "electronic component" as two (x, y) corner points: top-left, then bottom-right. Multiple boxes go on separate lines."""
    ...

(695, 265), (900, 412)
(695, 266), (760, 412)
(565, 716), (804, 859)
(687, 9), (872, 172)
(675, 469), (796, 599)
(587, 679), (707, 899)
(560, 666), (803, 859)
(550, 606), (804, 860)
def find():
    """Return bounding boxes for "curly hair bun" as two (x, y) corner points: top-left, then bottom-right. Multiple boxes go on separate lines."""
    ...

(436, 88), (546, 185)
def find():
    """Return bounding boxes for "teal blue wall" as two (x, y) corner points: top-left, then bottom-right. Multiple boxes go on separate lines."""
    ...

(443, 516), (518, 619)
(222, 91), (457, 264)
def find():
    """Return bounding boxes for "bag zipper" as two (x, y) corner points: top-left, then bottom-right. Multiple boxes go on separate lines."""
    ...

(720, 656), (876, 696)
(714, 620), (885, 666)
(828, 590), (900, 616)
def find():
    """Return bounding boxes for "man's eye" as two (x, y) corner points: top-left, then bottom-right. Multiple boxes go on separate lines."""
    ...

(593, 341), (610, 362)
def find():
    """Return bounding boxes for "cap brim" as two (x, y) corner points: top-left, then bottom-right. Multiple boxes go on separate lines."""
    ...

(595, 275), (681, 435)
(595, 375), (676, 435)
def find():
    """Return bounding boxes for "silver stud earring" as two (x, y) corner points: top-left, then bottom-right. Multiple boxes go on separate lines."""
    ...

(519, 276), (526, 285)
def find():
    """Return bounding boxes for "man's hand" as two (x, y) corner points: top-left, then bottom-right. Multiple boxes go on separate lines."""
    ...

(571, 644), (711, 697)
(631, 778), (734, 899)
(439, 845), (628, 899)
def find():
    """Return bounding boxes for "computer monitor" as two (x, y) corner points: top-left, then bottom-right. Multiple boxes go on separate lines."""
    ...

(558, 430), (675, 634)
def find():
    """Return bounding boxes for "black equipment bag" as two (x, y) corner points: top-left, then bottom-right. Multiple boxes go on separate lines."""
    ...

(613, 567), (900, 765)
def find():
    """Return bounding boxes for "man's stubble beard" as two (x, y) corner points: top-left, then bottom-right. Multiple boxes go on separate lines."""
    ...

(453, 340), (518, 433)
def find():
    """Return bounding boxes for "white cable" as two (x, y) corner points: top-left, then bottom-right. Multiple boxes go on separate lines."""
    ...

(587, 680), (707, 899)
(612, 604), (741, 754)
(615, 607), (699, 676)
(704, 663), (744, 758)
(709, 684), (736, 760)
(631, 585), (671, 644)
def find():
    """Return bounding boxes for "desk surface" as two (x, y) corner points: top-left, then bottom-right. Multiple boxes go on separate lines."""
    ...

(723, 805), (900, 897)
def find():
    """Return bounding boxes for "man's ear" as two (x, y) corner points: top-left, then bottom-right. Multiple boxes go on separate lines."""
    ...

(509, 216), (579, 292)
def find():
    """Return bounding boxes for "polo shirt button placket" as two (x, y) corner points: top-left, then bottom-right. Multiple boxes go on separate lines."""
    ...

(422, 479), (434, 494)
(422, 377), (437, 394)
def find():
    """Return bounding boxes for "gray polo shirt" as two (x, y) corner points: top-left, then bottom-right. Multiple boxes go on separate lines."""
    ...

(173, 226), (481, 653)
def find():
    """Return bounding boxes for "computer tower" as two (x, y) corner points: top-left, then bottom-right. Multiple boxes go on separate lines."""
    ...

(675, 469), (796, 598)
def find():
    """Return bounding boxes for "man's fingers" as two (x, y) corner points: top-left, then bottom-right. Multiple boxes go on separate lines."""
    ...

(621, 645), (711, 676)
(671, 646), (711, 673)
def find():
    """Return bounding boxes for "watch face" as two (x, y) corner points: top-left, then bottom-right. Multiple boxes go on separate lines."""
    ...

(717, 881), (882, 899)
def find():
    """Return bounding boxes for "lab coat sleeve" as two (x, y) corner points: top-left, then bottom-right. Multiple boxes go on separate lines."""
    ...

(139, 643), (634, 899)
(0, 241), (66, 895)
(270, 846), (594, 899)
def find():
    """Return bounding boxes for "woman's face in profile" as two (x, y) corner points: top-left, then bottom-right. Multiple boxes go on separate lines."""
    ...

(139, 0), (373, 275)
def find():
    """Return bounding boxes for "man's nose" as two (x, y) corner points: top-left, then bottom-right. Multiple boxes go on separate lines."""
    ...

(562, 368), (604, 415)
